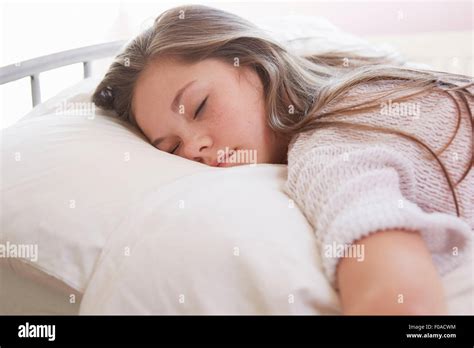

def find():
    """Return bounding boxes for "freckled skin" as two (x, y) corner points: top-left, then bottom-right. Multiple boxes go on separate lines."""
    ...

(132, 57), (289, 167)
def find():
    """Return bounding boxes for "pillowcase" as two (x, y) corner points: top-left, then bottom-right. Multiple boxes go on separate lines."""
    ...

(257, 15), (406, 62)
(1, 86), (208, 293)
(79, 164), (339, 314)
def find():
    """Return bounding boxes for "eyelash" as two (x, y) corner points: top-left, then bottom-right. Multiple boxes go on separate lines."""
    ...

(171, 96), (208, 154)
(194, 96), (208, 119)
(170, 143), (180, 154)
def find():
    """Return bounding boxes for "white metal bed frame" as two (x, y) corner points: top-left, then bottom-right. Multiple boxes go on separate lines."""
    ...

(0, 40), (126, 107)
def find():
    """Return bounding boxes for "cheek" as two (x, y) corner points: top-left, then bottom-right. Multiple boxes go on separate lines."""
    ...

(212, 99), (266, 145)
(208, 74), (271, 154)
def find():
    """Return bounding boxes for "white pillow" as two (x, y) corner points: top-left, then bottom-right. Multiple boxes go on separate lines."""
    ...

(1, 90), (208, 293)
(256, 15), (406, 63)
(79, 165), (339, 314)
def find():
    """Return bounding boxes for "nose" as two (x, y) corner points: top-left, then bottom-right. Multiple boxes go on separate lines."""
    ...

(181, 134), (213, 164)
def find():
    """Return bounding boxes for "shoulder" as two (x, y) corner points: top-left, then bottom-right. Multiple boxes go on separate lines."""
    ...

(290, 77), (472, 159)
(318, 77), (469, 118)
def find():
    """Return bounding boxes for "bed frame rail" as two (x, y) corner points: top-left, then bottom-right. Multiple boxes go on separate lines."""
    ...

(0, 40), (126, 107)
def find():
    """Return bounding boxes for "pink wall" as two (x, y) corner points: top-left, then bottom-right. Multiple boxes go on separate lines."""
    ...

(307, 1), (473, 35)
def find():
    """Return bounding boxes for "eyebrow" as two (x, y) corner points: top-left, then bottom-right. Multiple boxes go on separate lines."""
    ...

(151, 79), (197, 148)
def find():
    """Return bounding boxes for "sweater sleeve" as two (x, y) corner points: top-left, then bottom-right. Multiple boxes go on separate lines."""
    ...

(284, 140), (472, 289)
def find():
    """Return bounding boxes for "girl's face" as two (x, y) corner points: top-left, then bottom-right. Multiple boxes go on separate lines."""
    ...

(132, 57), (289, 167)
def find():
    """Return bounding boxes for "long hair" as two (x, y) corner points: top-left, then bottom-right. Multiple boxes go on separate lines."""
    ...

(93, 4), (473, 218)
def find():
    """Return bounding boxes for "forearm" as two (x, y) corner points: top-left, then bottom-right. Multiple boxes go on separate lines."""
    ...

(337, 229), (447, 315)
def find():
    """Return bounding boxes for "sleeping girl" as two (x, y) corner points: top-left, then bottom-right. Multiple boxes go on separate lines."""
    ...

(92, 5), (473, 315)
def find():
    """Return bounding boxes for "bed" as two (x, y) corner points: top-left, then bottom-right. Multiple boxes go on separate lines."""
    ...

(1, 16), (473, 315)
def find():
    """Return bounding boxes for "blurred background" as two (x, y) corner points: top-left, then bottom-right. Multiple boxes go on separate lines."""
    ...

(1, 0), (473, 129)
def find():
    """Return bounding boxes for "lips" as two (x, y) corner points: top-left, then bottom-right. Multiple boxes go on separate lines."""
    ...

(214, 148), (236, 167)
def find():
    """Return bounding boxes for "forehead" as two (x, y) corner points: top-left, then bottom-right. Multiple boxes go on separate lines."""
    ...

(133, 57), (187, 110)
(132, 57), (244, 126)
(132, 57), (227, 118)
(131, 58), (186, 132)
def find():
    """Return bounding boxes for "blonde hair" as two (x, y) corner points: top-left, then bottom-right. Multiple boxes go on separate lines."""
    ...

(93, 4), (473, 217)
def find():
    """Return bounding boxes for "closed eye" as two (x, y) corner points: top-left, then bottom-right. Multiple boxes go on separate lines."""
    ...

(170, 142), (180, 154)
(170, 96), (207, 154)
(194, 96), (208, 119)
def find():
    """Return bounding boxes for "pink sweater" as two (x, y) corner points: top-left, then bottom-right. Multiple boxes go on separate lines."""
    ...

(285, 80), (473, 287)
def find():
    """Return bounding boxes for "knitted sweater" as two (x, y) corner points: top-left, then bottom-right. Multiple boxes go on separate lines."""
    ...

(284, 80), (473, 288)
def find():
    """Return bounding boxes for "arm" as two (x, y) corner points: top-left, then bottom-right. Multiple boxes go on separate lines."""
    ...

(285, 139), (470, 314)
(337, 229), (448, 315)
